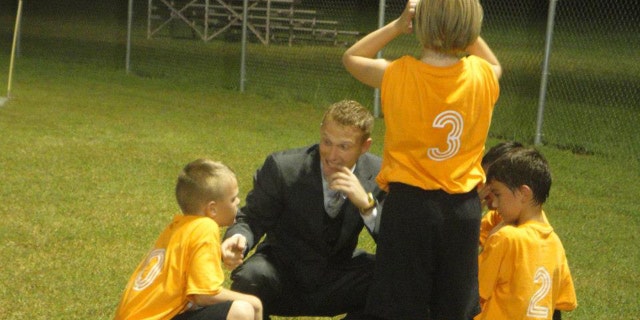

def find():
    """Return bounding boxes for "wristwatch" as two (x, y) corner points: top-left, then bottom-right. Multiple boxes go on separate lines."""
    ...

(359, 192), (376, 214)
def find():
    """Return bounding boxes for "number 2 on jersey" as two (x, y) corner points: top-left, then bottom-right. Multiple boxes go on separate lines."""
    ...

(527, 267), (552, 318)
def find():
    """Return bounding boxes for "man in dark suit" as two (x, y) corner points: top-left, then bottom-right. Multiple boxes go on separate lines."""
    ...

(221, 100), (384, 320)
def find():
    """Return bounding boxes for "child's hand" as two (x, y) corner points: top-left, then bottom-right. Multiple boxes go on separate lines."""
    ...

(488, 221), (505, 237)
(397, 0), (418, 34)
(221, 234), (247, 270)
(478, 184), (496, 210)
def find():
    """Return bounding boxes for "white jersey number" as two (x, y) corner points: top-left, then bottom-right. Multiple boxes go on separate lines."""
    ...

(427, 111), (463, 161)
(133, 248), (165, 291)
(527, 267), (551, 318)
(427, 110), (464, 161)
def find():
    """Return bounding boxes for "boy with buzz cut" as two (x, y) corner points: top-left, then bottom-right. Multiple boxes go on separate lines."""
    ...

(115, 159), (262, 320)
(475, 148), (577, 320)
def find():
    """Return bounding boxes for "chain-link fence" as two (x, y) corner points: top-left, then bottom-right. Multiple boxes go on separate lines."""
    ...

(5, 0), (637, 162)
(480, 0), (639, 165)
(229, 0), (638, 165)
(135, 0), (639, 164)
(140, 0), (636, 164)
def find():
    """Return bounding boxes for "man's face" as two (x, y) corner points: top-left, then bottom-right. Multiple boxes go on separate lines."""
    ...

(319, 116), (371, 178)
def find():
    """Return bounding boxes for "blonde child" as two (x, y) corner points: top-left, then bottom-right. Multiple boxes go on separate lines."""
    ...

(343, 0), (501, 318)
(115, 159), (262, 320)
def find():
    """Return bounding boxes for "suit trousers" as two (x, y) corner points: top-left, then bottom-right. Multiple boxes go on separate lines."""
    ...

(230, 247), (375, 320)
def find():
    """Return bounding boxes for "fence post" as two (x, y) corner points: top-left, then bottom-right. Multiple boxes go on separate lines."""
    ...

(126, 0), (133, 74)
(535, 0), (559, 145)
(373, 0), (386, 118)
(240, 0), (249, 92)
(5, 0), (24, 102)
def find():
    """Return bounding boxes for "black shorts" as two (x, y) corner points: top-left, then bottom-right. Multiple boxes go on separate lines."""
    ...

(172, 301), (233, 320)
(366, 183), (481, 320)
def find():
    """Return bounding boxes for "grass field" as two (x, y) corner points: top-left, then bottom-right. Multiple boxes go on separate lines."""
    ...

(1, 4), (639, 320)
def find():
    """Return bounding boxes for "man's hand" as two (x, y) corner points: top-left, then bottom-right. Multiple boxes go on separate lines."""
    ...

(221, 234), (247, 270)
(328, 166), (370, 211)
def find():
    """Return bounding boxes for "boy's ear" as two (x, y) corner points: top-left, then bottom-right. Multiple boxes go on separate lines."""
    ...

(205, 200), (217, 218)
(519, 185), (534, 203)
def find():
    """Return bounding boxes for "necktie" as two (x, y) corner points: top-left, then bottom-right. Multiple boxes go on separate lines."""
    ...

(325, 190), (344, 218)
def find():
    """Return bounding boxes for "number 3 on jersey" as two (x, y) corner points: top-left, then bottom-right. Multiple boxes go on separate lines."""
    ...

(427, 110), (463, 161)
(133, 249), (165, 291)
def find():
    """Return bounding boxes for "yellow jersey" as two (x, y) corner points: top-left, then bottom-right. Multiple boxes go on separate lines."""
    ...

(479, 210), (550, 250)
(476, 220), (577, 320)
(378, 55), (499, 193)
(114, 215), (225, 320)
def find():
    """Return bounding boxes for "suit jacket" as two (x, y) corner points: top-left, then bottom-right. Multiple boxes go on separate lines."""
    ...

(225, 144), (384, 290)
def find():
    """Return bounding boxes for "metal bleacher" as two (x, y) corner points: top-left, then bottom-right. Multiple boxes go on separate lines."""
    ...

(147, 0), (361, 46)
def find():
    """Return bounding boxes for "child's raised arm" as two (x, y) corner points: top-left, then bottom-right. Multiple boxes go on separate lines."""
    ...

(466, 36), (503, 79)
(342, 0), (417, 88)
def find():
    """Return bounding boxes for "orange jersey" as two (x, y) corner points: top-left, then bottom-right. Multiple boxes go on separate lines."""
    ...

(115, 215), (225, 320)
(476, 220), (577, 320)
(479, 210), (504, 249)
(479, 210), (550, 250)
(378, 55), (499, 193)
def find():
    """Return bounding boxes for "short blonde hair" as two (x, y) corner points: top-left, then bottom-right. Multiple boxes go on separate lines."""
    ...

(414, 0), (483, 54)
(321, 100), (374, 142)
(175, 159), (235, 214)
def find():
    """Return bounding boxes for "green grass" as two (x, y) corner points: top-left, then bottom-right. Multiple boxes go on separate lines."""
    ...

(0, 56), (336, 319)
(1, 5), (639, 320)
